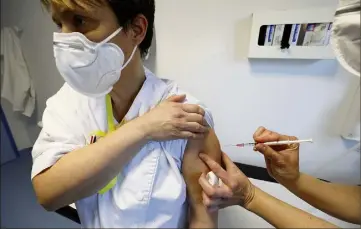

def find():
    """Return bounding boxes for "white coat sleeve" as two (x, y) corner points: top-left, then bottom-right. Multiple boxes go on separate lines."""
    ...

(166, 82), (214, 128)
(31, 85), (85, 179)
(161, 82), (215, 166)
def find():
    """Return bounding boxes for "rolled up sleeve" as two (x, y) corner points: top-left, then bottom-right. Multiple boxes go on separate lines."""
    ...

(31, 86), (85, 179)
(165, 82), (214, 128)
(162, 82), (215, 162)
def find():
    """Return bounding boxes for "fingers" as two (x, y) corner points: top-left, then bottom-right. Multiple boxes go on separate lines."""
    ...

(184, 113), (207, 126)
(202, 192), (222, 212)
(181, 104), (205, 116)
(202, 186), (223, 207)
(177, 122), (208, 134)
(202, 191), (212, 207)
(253, 127), (292, 152)
(255, 144), (281, 162)
(287, 136), (300, 150)
(199, 154), (231, 185)
(200, 173), (231, 212)
(166, 94), (186, 102)
(253, 126), (266, 139)
(183, 112), (209, 128)
(253, 126), (278, 142)
(199, 173), (233, 199)
(253, 126), (287, 142)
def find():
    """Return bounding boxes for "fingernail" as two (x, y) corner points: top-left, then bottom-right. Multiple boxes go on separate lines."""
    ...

(199, 153), (206, 159)
(255, 126), (264, 136)
(254, 143), (264, 151)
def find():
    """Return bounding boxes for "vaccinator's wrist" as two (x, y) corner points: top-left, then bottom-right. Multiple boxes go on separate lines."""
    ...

(278, 172), (302, 190)
(242, 183), (256, 210)
(245, 186), (265, 213)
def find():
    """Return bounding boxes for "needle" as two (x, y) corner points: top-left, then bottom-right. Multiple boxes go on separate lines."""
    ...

(226, 139), (313, 148)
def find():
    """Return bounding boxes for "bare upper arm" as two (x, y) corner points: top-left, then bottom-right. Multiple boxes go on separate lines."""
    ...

(181, 129), (222, 204)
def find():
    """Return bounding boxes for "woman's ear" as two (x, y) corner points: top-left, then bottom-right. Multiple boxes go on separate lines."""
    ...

(131, 14), (148, 46)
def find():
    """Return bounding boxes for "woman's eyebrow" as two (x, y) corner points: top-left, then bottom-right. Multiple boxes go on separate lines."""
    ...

(54, 8), (92, 20)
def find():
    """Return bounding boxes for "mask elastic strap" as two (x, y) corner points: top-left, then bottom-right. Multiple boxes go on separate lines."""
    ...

(121, 45), (138, 70)
(95, 27), (123, 49)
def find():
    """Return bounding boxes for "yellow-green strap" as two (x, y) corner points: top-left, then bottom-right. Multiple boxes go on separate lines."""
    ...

(98, 177), (118, 195)
(106, 94), (116, 132)
(98, 94), (117, 194)
(90, 130), (106, 138)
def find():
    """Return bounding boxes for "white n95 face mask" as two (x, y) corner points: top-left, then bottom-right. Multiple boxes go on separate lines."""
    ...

(53, 28), (138, 97)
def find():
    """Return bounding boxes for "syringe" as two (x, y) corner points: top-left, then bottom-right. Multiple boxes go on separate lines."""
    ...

(226, 139), (313, 148)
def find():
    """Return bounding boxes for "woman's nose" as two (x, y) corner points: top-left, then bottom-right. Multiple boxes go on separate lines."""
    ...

(61, 24), (75, 34)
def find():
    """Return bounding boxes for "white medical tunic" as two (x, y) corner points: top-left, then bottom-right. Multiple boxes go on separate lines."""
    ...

(31, 68), (214, 228)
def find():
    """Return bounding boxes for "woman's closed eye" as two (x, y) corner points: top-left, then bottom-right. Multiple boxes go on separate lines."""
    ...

(72, 14), (99, 34)
(52, 15), (89, 32)
(73, 14), (87, 29)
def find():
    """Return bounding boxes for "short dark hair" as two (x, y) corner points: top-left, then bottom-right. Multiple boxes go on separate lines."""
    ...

(41, 0), (155, 58)
(107, 0), (155, 58)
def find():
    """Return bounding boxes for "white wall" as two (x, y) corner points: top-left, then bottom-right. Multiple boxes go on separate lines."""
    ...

(1, 0), (63, 150)
(155, 0), (360, 184)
